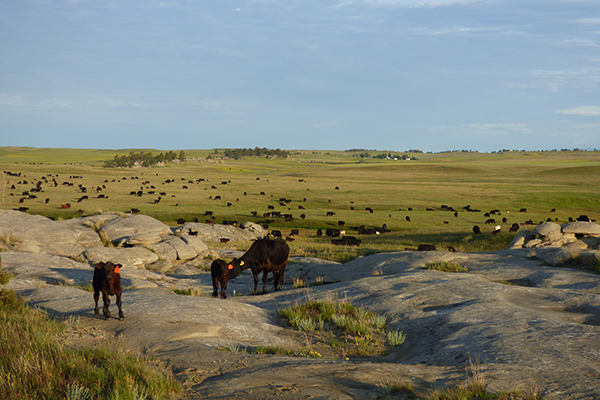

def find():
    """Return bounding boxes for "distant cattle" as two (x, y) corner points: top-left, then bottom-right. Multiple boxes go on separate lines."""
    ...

(229, 239), (290, 294)
(93, 261), (124, 320)
(577, 215), (590, 222)
(316, 229), (323, 237)
(61, 203), (71, 209)
(509, 223), (520, 233)
(519, 208), (527, 213)
(491, 225), (501, 235)
(130, 208), (140, 214)
(331, 236), (361, 246)
(325, 228), (343, 237)
(473, 225), (481, 234)
(271, 230), (282, 238)
(338, 220), (345, 226)
(211, 259), (241, 299)
(222, 220), (237, 225)
(326, 211), (336, 216)
(485, 218), (496, 224)
(176, 218), (186, 225)
(406, 216), (411, 222)
(365, 207), (374, 213)
(417, 244), (436, 251)
(290, 229), (299, 236)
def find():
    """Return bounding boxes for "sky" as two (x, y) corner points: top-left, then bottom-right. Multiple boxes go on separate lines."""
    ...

(1, 0), (599, 152)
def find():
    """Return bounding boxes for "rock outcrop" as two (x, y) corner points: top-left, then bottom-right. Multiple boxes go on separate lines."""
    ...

(2, 210), (600, 399)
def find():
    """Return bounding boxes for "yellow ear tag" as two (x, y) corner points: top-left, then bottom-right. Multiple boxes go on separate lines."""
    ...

(228, 264), (233, 270)
(240, 261), (244, 266)
(114, 266), (121, 274)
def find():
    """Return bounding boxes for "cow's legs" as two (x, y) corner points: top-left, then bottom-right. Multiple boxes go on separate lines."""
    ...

(262, 270), (269, 294)
(275, 262), (288, 291)
(253, 272), (259, 295)
(102, 292), (111, 319)
(212, 279), (220, 298)
(220, 279), (228, 299)
(93, 291), (100, 316)
(116, 292), (124, 320)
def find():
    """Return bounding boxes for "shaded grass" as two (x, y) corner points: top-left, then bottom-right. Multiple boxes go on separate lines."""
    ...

(0, 289), (180, 400)
(423, 261), (468, 273)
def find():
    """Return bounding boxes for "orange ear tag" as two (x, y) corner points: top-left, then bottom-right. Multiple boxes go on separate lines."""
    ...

(114, 266), (121, 274)
(228, 264), (233, 270)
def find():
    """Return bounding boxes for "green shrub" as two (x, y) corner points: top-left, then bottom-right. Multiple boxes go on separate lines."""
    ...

(423, 261), (468, 273)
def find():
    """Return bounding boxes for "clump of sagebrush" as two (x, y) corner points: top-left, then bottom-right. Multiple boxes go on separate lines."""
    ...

(423, 261), (468, 273)
(0, 262), (13, 285)
(0, 288), (180, 400)
(278, 294), (389, 357)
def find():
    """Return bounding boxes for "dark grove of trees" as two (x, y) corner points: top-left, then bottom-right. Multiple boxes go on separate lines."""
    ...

(218, 147), (289, 160)
(103, 151), (185, 168)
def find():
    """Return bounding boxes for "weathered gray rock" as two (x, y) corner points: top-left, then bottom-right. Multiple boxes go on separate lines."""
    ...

(99, 215), (172, 244)
(562, 221), (600, 235)
(82, 247), (159, 268)
(0, 210), (103, 257)
(179, 234), (209, 255)
(508, 229), (535, 249)
(532, 221), (562, 236)
(175, 222), (261, 242)
(120, 233), (164, 247)
(240, 221), (267, 236)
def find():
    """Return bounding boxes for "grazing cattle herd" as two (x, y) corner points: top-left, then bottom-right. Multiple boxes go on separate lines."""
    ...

(3, 167), (598, 312)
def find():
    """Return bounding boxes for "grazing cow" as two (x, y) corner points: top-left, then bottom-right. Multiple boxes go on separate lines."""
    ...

(510, 223), (519, 233)
(93, 261), (124, 320)
(61, 203), (71, 209)
(326, 211), (336, 216)
(331, 236), (361, 246)
(519, 208), (527, 213)
(130, 208), (140, 214)
(366, 207), (374, 213)
(338, 220), (346, 227)
(577, 215), (590, 222)
(473, 225), (481, 234)
(316, 229), (323, 237)
(229, 239), (290, 294)
(406, 216), (411, 222)
(211, 259), (241, 299)
(325, 228), (343, 237)
(491, 225), (501, 235)
(417, 244), (436, 251)
(485, 218), (496, 224)
(290, 229), (300, 236)
(271, 230), (282, 238)
(177, 218), (186, 224)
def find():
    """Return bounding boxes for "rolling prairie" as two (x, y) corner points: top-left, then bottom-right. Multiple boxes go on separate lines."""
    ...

(2, 147), (599, 260)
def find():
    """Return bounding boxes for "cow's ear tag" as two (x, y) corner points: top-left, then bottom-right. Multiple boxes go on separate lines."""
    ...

(228, 264), (234, 270)
(240, 261), (245, 266)
(114, 266), (121, 274)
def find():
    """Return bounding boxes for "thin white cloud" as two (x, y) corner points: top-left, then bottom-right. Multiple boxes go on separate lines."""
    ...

(468, 123), (532, 133)
(556, 106), (600, 116)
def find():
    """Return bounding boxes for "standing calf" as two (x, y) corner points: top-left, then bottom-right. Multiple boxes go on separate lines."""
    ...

(211, 259), (242, 299)
(93, 261), (124, 320)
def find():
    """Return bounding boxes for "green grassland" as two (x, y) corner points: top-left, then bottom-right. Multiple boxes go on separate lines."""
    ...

(2, 147), (599, 260)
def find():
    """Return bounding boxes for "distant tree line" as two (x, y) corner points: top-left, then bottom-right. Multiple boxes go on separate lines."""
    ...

(103, 151), (186, 168)
(212, 147), (289, 160)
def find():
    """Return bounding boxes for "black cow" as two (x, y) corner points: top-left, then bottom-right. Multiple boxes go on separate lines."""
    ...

(331, 236), (361, 246)
(509, 223), (520, 233)
(229, 239), (290, 294)
(417, 244), (436, 251)
(473, 225), (481, 234)
(93, 261), (124, 320)
(211, 259), (242, 299)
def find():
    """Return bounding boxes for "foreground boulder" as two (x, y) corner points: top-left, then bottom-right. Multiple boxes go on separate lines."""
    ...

(0, 210), (103, 257)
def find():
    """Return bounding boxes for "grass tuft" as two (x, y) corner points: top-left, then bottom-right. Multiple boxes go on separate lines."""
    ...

(423, 261), (468, 273)
(0, 288), (180, 400)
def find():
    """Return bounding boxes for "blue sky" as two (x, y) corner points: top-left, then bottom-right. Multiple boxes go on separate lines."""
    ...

(1, 0), (599, 152)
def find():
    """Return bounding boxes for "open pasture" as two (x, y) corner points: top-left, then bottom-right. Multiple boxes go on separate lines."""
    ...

(2, 147), (599, 260)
